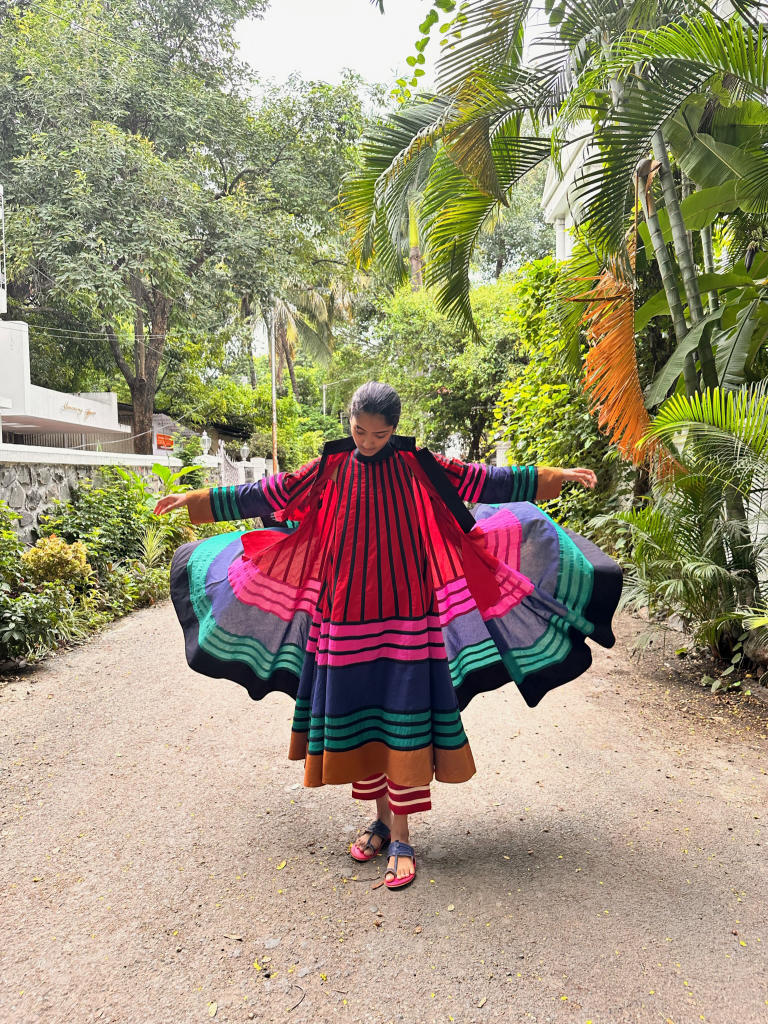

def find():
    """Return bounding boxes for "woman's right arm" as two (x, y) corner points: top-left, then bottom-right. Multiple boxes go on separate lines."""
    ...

(154, 458), (320, 523)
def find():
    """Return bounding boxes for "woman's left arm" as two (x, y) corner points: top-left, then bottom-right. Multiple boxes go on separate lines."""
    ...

(432, 454), (597, 504)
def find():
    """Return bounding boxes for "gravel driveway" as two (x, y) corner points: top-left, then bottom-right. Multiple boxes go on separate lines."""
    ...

(1, 602), (766, 1024)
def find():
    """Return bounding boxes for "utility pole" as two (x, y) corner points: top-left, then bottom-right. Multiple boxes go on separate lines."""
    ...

(266, 304), (279, 473)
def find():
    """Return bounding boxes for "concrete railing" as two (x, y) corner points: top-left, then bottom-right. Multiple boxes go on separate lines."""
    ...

(0, 443), (184, 542)
(0, 442), (276, 542)
(0, 442), (182, 469)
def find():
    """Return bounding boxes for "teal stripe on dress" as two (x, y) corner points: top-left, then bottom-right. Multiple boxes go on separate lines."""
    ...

(320, 719), (432, 741)
(311, 707), (432, 729)
(484, 507), (597, 682)
(509, 619), (570, 674)
(512, 467), (523, 502)
(219, 485), (234, 521)
(186, 533), (305, 679)
(227, 485), (239, 520)
(308, 727), (432, 753)
(307, 725), (467, 754)
(210, 488), (224, 521)
(303, 705), (468, 753)
(449, 639), (502, 688)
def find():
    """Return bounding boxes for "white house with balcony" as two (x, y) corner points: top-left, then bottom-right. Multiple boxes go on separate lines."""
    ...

(0, 320), (133, 450)
(541, 128), (590, 262)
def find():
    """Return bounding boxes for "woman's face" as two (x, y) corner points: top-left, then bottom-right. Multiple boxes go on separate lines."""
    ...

(350, 410), (395, 456)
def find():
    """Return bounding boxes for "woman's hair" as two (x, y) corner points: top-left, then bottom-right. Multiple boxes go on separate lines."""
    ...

(348, 381), (401, 428)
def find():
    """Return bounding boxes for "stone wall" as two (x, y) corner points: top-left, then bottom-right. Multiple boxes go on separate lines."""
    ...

(0, 444), (184, 545)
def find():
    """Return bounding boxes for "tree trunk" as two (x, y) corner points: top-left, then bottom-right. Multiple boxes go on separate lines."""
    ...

(637, 167), (699, 397)
(632, 464), (651, 507)
(725, 487), (761, 609)
(275, 322), (287, 388)
(240, 297), (259, 389)
(265, 305), (279, 473)
(652, 132), (718, 390)
(285, 346), (300, 402)
(105, 282), (171, 456)
(248, 338), (258, 389)
(408, 200), (423, 291)
(494, 252), (504, 279)
(700, 224), (719, 313)
(130, 376), (155, 456)
(468, 417), (485, 461)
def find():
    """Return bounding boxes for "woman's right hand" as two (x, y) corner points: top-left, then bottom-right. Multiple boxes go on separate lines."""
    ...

(154, 493), (190, 516)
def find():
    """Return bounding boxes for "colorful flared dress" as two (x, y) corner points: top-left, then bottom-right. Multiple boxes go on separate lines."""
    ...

(170, 436), (622, 789)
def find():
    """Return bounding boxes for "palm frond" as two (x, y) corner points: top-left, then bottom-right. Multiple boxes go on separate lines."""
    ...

(337, 98), (448, 280)
(557, 240), (601, 372)
(565, 64), (713, 255)
(610, 13), (768, 96)
(578, 246), (663, 466)
(715, 291), (768, 390)
(435, 0), (530, 94)
(420, 118), (550, 330)
(293, 314), (332, 365)
(649, 382), (768, 455)
(647, 384), (768, 502)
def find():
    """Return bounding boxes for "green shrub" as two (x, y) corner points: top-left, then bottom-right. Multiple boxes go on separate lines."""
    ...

(174, 432), (207, 489)
(194, 518), (257, 539)
(0, 503), (24, 587)
(0, 583), (74, 662)
(492, 261), (632, 535)
(38, 467), (155, 572)
(98, 563), (141, 618)
(21, 535), (93, 588)
(125, 563), (171, 606)
(603, 384), (768, 659)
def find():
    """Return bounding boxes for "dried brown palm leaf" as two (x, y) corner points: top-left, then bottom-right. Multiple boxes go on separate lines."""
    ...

(575, 237), (667, 469)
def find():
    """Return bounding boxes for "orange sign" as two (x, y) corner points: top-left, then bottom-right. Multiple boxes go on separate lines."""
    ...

(156, 433), (174, 450)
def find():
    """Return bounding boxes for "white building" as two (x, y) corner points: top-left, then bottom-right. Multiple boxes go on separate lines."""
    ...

(541, 128), (590, 262)
(0, 320), (132, 450)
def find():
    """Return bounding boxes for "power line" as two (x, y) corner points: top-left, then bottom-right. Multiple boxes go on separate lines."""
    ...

(68, 428), (152, 450)
(26, 325), (178, 363)
(28, 323), (176, 341)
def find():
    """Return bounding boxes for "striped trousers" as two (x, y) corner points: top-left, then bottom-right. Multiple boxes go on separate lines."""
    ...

(352, 774), (432, 815)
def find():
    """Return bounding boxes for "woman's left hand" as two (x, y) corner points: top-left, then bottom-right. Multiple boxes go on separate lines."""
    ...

(562, 467), (597, 490)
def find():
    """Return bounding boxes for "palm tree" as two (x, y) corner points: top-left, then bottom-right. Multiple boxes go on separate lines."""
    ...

(607, 381), (768, 656)
(341, 1), (768, 450)
(271, 285), (335, 399)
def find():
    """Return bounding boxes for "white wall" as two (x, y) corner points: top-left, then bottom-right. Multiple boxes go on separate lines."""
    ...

(0, 320), (128, 436)
(541, 128), (591, 263)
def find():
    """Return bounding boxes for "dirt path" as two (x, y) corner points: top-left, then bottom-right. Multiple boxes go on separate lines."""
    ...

(1, 603), (766, 1024)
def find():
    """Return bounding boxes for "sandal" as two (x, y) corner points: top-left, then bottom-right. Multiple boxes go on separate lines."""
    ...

(350, 818), (391, 862)
(384, 840), (416, 890)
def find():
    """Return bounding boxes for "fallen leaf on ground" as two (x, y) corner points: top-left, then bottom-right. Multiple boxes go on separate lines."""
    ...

(224, 934), (243, 941)
(208, 1003), (217, 1017)
(414, 926), (422, 934)
(447, 904), (455, 912)
(276, 860), (287, 870)
(477, 996), (487, 1008)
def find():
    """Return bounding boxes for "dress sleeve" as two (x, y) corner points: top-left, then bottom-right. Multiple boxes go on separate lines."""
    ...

(431, 453), (565, 504)
(184, 458), (321, 524)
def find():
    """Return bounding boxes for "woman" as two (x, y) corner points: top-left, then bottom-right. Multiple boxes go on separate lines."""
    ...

(156, 381), (621, 891)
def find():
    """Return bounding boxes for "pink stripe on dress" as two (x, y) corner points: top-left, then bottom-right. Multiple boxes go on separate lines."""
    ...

(314, 641), (447, 667)
(228, 562), (321, 619)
